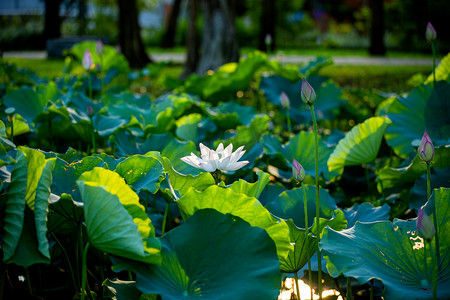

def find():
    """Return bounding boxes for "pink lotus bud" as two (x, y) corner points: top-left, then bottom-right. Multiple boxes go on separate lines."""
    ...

(292, 158), (306, 182)
(280, 92), (290, 110)
(87, 105), (94, 117)
(96, 40), (104, 56)
(417, 208), (435, 241)
(425, 22), (436, 42)
(82, 49), (93, 71)
(418, 131), (434, 162)
(301, 78), (316, 105)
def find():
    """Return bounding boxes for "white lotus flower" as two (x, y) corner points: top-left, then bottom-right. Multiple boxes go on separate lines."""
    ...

(181, 143), (249, 172)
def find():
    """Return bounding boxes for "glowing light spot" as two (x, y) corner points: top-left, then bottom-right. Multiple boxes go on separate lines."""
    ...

(236, 91), (244, 98)
(278, 278), (342, 300)
(348, 119), (355, 126)
(207, 70), (214, 76)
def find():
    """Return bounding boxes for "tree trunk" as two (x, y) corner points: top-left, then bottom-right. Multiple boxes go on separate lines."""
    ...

(43, 0), (63, 40)
(118, 0), (151, 68)
(181, 0), (200, 79)
(195, 0), (239, 75)
(161, 0), (182, 48)
(77, 0), (88, 35)
(258, 0), (276, 52)
(368, 0), (386, 55)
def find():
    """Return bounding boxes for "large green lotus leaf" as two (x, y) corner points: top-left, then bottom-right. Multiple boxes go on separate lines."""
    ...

(145, 151), (214, 200)
(202, 51), (270, 100)
(280, 210), (347, 274)
(202, 101), (259, 128)
(228, 169), (270, 199)
(115, 155), (164, 194)
(409, 167), (450, 210)
(102, 91), (151, 108)
(3, 82), (57, 123)
(423, 81), (450, 140)
(263, 131), (338, 181)
(265, 185), (337, 228)
(70, 41), (130, 73)
(3, 147), (55, 266)
(384, 82), (450, 158)
(175, 114), (217, 144)
(151, 93), (196, 119)
(107, 102), (152, 125)
(177, 185), (292, 260)
(377, 145), (450, 192)
(94, 153), (125, 170)
(321, 188), (450, 299)
(220, 115), (270, 149)
(298, 56), (334, 76)
(327, 117), (391, 174)
(259, 74), (344, 123)
(77, 167), (161, 264)
(93, 114), (128, 137)
(51, 155), (107, 202)
(144, 108), (176, 135)
(37, 104), (93, 143)
(4, 113), (30, 136)
(343, 203), (390, 228)
(425, 52), (450, 84)
(159, 137), (202, 175)
(111, 209), (281, 300)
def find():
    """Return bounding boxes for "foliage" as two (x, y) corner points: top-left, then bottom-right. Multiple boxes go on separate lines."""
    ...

(0, 42), (449, 299)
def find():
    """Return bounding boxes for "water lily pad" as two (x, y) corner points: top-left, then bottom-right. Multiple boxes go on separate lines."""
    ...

(111, 209), (281, 300)
(327, 117), (391, 175)
(321, 188), (450, 300)
(77, 167), (161, 264)
(228, 169), (270, 198)
(177, 185), (292, 260)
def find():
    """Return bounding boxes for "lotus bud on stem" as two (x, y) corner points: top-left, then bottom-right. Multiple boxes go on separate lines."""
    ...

(417, 208), (437, 299)
(83, 49), (94, 99)
(301, 78), (322, 299)
(292, 158), (313, 300)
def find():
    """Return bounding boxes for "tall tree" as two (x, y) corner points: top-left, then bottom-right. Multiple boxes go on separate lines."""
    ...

(181, 0), (200, 78)
(161, 0), (183, 48)
(195, 0), (239, 75)
(43, 0), (64, 40)
(368, 0), (386, 55)
(117, 0), (151, 68)
(258, 0), (276, 52)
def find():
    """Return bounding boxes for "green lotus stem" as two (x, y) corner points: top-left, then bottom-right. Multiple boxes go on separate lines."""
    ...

(286, 110), (292, 135)
(80, 242), (90, 300)
(424, 240), (428, 283)
(161, 202), (170, 236)
(293, 272), (301, 300)
(89, 116), (96, 154)
(301, 182), (313, 300)
(309, 103), (322, 299)
(431, 42), (436, 87)
(346, 277), (353, 300)
(427, 162), (440, 269)
(8, 115), (14, 144)
(430, 239), (437, 300)
(375, 160), (386, 202)
(52, 232), (79, 289)
(99, 57), (104, 97)
(87, 72), (92, 99)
